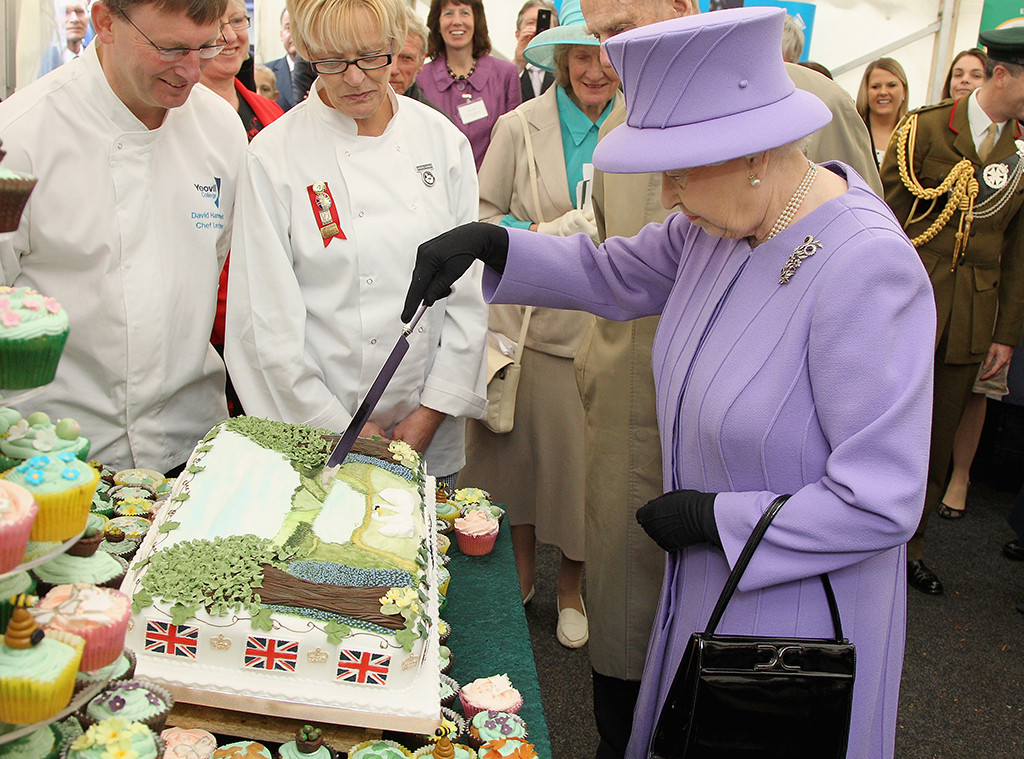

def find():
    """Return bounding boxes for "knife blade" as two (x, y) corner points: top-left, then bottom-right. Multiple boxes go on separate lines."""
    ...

(324, 304), (428, 470)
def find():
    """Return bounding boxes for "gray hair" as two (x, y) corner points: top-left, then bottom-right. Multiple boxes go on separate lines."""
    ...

(781, 15), (804, 63)
(403, 5), (428, 59)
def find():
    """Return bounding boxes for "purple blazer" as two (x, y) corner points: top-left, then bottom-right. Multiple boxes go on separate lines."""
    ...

(416, 54), (522, 170)
(486, 164), (936, 759)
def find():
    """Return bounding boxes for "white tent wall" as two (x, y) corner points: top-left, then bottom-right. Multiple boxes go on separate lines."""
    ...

(0, 1), (996, 113)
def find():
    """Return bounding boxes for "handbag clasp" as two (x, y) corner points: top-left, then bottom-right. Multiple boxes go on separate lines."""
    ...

(755, 644), (804, 671)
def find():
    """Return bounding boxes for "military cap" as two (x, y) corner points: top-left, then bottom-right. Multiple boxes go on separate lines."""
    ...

(980, 25), (1024, 67)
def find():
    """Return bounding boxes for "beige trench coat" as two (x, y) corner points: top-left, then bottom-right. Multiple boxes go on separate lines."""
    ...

(579, 63), (881, 680)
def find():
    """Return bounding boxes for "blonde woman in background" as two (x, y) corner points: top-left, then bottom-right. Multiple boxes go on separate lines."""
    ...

(856, 57), (908, 169)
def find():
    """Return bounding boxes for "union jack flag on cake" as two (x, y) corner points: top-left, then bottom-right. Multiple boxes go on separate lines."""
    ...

(145, 620), (199, 658)
(337, 649), (391, 685)
(244, 636), (299, 671)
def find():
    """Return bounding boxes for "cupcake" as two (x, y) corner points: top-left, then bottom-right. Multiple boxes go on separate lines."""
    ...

(467, 711), (529, 750)
(90, 490), (114, 518)
(113, 469), (164, 491)
(161, 728), (217, 759)
(213, 743), (272, 759)
(346, 740), (412, 758)
(458, 675), (522, 720)
(33, 584), (131, 671)
(438, 645), (452, 676)
(67, 513), (108, 557)
(277, 725), (332, 759)
(434, 499), (460, 531)
(62, 718), (166, 759)
(436, 533), (450, 555)
(0, 480), (37, 571)
(437, 619), (451, 646)
(3, 453), (98, 541)
(33, 551), (128, 595)
(81, 680), (174, 732)
(1, 413), (91, 467)
(409, 743), (475, 759)
(453, 511), (499, 556)
(0, 570), (35, 633)
(76, 648), (136, 691)
(0, 603), (85, 724)
(113, 496), (154, 519)
(434, 518), (452, 536)
(438, 674), (460, 709)
(154, 479), (175, 499)
(108, 484), (156, 504)
(0, 724), (64, 759)
(0, 286), (69, 389)
(476, 738), (537, 759)
(418, 708), (465, 747)
(436, 565), (451, 597)
(105, 516), (152, 542)
(97, 526), (139, 561)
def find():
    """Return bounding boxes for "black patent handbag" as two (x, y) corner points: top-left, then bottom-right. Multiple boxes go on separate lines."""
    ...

(649, 495), (856, 759)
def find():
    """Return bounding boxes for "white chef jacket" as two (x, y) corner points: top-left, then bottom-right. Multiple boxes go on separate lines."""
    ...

(225, 85), (487, 476)
(0, 44), (247, 472)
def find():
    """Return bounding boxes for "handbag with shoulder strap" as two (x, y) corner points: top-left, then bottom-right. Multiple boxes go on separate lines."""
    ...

(649, 494), (856, 759)
(481, 108), (546, 434)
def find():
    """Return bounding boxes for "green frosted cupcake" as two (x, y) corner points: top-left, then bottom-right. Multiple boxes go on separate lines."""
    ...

(32, 551), (128, 595)
(81, 680), (173, 732)
(0, 413), (90, 467)
(0, 724), (63, 759)
(0, 287), (69, 390)
(61, 718), (165, 759)
(347, 740), (411, 758)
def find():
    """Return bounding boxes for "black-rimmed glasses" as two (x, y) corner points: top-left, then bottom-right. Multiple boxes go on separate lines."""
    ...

(310, 49), (393, 75)
(117, 10), (226, 61)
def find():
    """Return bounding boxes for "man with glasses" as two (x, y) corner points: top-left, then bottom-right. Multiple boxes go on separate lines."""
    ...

(0, 0), (247, 475)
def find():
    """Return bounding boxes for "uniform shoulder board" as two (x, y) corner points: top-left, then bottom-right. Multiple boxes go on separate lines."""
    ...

(907, 99), (953, 116)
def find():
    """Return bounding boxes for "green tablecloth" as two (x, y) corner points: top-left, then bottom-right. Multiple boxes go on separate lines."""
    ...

(444, 520), (551, 757)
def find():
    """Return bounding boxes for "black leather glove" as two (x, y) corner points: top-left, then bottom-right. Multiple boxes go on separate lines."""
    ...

(636, 489), (721, 552)
(402, 222), (509, 323)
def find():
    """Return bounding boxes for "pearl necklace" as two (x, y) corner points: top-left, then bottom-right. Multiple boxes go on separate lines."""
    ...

(764, 161), (818, 242)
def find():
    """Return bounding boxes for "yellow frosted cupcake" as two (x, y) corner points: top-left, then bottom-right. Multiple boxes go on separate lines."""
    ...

(0, 602), (85, 724)
(3, 453), (98, 541)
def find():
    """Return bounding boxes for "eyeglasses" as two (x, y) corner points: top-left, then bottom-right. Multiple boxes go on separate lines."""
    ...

(222, 15), (250, 31)
(310, 49), (393, 75)
(117, 10), (226, 61)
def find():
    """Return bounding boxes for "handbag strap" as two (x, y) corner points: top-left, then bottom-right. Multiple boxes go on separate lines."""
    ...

(704, 494), (846, 642)
(509, 107), (539, 366)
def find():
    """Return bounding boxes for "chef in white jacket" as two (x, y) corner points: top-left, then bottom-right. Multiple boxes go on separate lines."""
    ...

(0, 0), (246, 473)
(225, 0), (487, 481)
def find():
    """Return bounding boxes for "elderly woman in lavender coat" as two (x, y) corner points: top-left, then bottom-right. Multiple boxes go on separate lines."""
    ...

(405, 9), (934, 759)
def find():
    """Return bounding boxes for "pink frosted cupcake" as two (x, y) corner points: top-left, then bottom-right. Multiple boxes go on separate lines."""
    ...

(0, 480), (38, 572)
(33, 584), (130, 671)
(453, 511), (498, 556)
(458, 675), (522, 720)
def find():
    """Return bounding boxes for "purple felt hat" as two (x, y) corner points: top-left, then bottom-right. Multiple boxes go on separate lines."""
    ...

(593, 6), (832, 174)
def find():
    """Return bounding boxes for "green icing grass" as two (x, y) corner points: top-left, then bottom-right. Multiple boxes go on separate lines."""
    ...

(224, 417), (331, 473)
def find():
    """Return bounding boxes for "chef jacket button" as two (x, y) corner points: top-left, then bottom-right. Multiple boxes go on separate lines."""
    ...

(412, 204), (417, 210)
(358, 211), (365, 217)
(370, 338), (377, 345)
(117, 142), (124, 150)
(345, 151), (351, 157)
(396, 145), (401, 151)
(366, 278), (373, 285)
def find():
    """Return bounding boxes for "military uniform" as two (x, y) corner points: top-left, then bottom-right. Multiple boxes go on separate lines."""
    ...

(881, 94), (1024, 563)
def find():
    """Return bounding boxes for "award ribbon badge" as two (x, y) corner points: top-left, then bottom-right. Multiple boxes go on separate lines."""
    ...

(307, 181), (346, 247)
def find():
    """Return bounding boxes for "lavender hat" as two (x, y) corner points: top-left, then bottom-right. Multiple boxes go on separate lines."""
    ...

(592, 6), (832, 174)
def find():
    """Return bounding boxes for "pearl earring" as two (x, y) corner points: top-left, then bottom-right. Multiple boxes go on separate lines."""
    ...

(749, 174), (761, 187)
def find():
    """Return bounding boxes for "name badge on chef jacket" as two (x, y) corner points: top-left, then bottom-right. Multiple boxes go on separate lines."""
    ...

(458, 98), (488, 125)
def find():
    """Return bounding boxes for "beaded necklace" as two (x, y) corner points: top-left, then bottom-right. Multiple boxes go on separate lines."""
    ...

(446, 59), (476, 81)
(763, 161), (818, 242)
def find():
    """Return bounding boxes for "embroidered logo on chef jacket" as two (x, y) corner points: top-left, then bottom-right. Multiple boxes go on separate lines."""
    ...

(415, 163), (435, 187)
(307, 181), (347, 247)
(194, 177), (222, 208)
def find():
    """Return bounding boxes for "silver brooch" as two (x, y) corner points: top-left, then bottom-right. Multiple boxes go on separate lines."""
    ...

(984, 163), (1009, 189)
(779, 235), (822, 284)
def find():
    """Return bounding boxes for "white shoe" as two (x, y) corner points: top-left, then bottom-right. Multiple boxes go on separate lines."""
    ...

(556, 599), (588, 649)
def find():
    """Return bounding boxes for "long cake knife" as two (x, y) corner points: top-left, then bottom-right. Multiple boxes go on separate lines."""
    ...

(323, 303), (429, 471)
